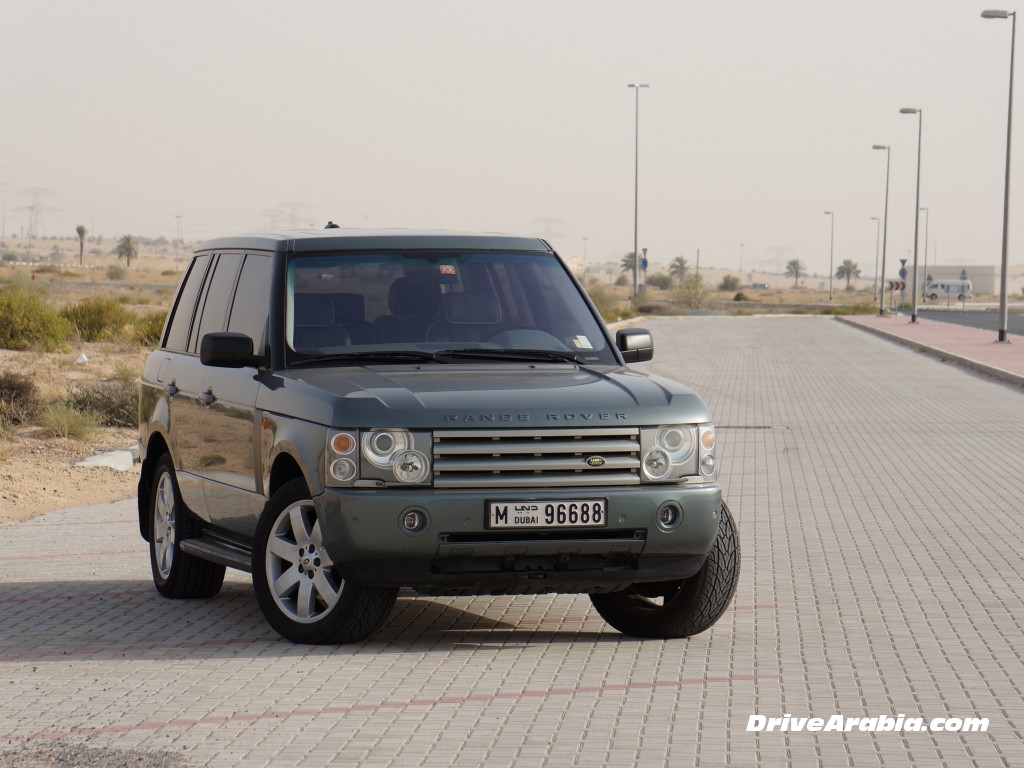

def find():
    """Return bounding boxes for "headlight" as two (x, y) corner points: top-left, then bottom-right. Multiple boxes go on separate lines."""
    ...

(326, 430), (359, 487)
(698, 424), (718, 481)
(362, 429), (411, 468)
(640, 424), (715, 483)
(361, 429), (432, 485)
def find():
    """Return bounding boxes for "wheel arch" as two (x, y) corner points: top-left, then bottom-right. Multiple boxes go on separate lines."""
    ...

(138, 431), (171, 541)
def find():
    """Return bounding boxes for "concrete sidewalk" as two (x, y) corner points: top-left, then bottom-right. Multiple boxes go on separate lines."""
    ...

(838, 313), (1024, 388)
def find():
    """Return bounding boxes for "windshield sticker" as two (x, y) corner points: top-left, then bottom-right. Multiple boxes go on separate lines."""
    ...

(572, 335), (594, 350)
(438, 264), (458, 276)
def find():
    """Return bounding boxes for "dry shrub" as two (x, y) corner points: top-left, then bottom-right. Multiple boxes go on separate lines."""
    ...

(0, 371), (38, 427)
(66, 380), (138, 428)
(36, 402), (100, 440)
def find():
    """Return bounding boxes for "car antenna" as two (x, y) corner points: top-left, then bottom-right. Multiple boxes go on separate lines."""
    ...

(324, 221), (340, 229)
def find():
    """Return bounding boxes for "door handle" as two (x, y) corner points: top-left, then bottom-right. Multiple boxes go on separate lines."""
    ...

(201, 390), (216, 405)
(166, 383), (178, 396)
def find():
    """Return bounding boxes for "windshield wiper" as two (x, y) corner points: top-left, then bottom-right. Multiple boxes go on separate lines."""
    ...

(436, 348), (583, 364)
(290, 351), (442, 366)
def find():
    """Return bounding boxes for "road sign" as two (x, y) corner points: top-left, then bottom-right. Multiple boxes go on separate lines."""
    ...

(898, 267), (908, 280)
(888, 280), (906, 291)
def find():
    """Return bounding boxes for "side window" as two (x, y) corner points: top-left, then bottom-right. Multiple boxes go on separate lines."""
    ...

(164, 254), (212, 352)
(189, 252), (244, 353)
(227, 254), (273, 349)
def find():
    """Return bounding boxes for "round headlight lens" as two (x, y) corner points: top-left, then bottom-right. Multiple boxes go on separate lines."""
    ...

(362, 430), (411, 468)
(700, 428), (716, 452)
(331, 432), (356, 455)
(330, 458), (357, 483)
(643, 447), (673, 481)
(393, 450), (429, 484)
(658, 427), (695, 464)
(700, 454), (716, 476)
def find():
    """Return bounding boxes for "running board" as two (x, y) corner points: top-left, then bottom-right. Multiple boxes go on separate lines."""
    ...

(180, 535), (253, 573)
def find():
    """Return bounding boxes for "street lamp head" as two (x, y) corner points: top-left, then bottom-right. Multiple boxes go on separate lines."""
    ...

(627, 83), (650, 89)
(982, 10), (1010, 19)
(900, 107), (920, 114)
(871, 216), (879, 221)
(824, 210), (833, 215)
(872, 144), (889, 150)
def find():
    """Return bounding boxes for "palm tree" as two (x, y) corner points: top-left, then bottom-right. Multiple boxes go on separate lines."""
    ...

(116, 235), (138, 268)
(785, 259), (806, 288)
(835, 259), (861, 290)
(76, 225), (88, 267)
(619, 251), (638, 274)
(669, 256), (688, 282)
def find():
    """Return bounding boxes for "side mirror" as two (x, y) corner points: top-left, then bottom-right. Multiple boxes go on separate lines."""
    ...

(616, 328), (654, 363)
(200, 332), (264, 369)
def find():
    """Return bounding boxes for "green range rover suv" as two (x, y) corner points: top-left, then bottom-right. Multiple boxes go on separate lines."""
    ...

(138, 228), (739, 644)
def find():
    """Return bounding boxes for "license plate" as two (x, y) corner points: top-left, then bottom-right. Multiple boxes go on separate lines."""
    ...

(487, 499), (607, 529)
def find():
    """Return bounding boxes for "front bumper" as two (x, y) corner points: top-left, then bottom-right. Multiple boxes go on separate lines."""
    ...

(314, 484), (722, 595)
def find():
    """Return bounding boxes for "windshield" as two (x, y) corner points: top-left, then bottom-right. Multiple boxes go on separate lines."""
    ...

(285, 250), (616, 365)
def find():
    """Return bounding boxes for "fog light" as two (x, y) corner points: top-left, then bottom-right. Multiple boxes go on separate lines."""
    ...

(657, 502), (682, 530)
(402, 509), (426, 532)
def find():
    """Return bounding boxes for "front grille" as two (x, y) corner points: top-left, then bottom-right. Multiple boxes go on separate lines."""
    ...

(432, 427), (641, 488)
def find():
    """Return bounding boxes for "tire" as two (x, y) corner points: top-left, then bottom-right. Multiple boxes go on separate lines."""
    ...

(252, 478), (398, 644)
(149, 454), (226, 599)
(590, 501), (740, 639)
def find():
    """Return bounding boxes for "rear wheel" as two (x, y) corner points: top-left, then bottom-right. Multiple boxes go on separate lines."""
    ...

(590, 501), (740, 638)
(149, 454), (225, 599)
(252, 478), (398, 644)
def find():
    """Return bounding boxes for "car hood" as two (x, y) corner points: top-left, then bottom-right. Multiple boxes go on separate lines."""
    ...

(257, 363), (712, 429)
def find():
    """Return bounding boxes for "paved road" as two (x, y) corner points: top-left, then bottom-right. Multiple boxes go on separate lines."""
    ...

(919, 307), (1024, 336)
(2, 316), (1023, 767)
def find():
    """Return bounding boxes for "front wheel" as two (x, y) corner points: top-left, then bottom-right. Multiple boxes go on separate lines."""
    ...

(252, 479), (398, 644)
(149, 454), (225, 599)
(590, 501), (740, 638)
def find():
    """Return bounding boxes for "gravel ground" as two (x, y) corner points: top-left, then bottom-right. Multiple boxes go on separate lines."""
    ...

(0, 742), (192, 767)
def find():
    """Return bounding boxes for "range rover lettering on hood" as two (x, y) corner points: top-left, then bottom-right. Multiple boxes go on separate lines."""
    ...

(443, 412), (630, 423)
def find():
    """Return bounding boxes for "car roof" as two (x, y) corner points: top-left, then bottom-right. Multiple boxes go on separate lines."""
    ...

(194, 228), (554, 255)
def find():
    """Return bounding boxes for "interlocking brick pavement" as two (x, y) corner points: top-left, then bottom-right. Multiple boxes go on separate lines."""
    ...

(2, 315), (1023, 767)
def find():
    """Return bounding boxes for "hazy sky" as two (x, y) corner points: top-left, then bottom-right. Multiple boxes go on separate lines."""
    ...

(2, 0), (1021, 279)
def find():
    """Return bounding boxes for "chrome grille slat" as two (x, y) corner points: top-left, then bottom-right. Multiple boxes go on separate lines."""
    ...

(433, 427), (642, 489)
(434, 439), (640, 456)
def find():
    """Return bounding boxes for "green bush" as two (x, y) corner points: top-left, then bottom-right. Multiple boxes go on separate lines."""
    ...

(583, 280), (618, 322)
(674, 274), (711, 309)
(0, 283), (72, 351)
(645, 273), (672, 290)
(718, 275), (741, 291)
(61, 296), (135, 342)
(66, 380), (138, 428)
(733, 292), (750, 302)
(36, 402), (101, 440)
(134, 310), (167, 346)
(106, 265), (126, 281)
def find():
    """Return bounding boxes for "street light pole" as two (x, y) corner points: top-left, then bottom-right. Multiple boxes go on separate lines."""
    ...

(982, 10), (1016, 343)
(824, 211), (834, 301)
(627, 83), (649, 298)
(871, 216), (881, 301)
(873, 144), (892, 316)
(919, 207), (929, 299)
(900, 107), (924, 323)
